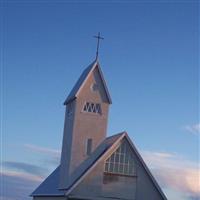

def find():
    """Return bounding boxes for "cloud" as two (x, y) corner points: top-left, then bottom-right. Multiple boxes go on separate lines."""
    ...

(1, 144), (61, 200)
(142, 151), (200, 199)
(1, 170), (43, 182)
(0, 171), (42, 200)
(24, 144), (60, 166)
(184, 123), (200, 135)
(2, 161), (47, 178)
(24, 144), (60, 156)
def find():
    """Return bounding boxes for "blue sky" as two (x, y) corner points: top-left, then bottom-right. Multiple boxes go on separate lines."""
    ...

(1, 1), (199, 200)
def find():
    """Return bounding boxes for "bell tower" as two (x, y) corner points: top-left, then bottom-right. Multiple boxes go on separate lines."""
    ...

(59, 60), (112, 189)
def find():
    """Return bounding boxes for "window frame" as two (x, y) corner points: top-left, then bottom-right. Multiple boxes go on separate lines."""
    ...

(82, 101), (102, 115)
(104, 140), (136, 177)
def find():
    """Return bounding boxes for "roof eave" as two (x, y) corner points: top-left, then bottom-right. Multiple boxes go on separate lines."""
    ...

(63, 96), (76, 105)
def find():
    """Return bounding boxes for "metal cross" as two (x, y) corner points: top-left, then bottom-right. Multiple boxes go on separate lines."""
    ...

(94, 32), (104, 60)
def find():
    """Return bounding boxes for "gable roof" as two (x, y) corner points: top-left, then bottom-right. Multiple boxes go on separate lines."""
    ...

(31, 132), (167, 199)
(31, 132), (123, 197)
(64, 60), (112, 105)
(66, 132), (167, 200)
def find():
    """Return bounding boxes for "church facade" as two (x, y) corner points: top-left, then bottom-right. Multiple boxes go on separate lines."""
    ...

(31, 60), (167, 200)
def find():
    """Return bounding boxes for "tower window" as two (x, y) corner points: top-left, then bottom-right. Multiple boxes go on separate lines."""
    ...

(83, 102), (101, 114)
(86, 138), (92, 156)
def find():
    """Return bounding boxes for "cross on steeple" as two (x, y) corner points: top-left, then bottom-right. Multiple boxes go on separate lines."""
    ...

(94, 32), (104, 60)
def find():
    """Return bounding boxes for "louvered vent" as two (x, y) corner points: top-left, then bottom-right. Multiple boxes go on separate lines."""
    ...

(83, 102), (101, 114)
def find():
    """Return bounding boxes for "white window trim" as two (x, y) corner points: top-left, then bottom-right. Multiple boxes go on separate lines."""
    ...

(82, 102), (102, 115)
(104, 140), (136, 176)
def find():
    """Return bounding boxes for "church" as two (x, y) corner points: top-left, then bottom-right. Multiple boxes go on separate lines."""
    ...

(31, 39), (167, 200)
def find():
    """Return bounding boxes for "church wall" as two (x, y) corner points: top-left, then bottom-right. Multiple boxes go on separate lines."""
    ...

(134, 157), (164, 200)
(69, 159), (104, 199)
(69, 160), (137, 200)
(69, 145), (165, 200)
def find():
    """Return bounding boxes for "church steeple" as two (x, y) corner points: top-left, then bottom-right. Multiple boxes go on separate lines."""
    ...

(59, 60), (112, 189)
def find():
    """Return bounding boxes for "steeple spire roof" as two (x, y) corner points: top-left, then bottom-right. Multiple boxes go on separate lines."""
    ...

(64, 60), (112, 105)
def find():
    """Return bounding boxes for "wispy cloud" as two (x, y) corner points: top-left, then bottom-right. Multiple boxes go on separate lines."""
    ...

(1, 144), (61, 200)
(24, 144), (60, 166)
(184, 123), (200, 135)
(142, 151), (200, 199)
(1, 170), (43, 182)
(1, 171), (42, 200)
(2, 161), (47, 178)
(24, 144), (60, 156)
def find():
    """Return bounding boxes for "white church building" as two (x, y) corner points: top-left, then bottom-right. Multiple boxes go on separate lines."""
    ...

(31, 58), (167, 200)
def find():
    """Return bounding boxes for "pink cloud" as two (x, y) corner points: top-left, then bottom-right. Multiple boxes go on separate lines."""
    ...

(24, 144), (60, 157)
(1, 170), (43, 182)
(1, 170), (43, 200)
(142, 151), (200, 199)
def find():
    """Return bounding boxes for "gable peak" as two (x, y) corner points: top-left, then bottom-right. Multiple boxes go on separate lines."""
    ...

(64, 60), (112, 105)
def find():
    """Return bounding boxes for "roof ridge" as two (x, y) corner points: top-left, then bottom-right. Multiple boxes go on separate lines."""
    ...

(106, 131), (126, 139)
